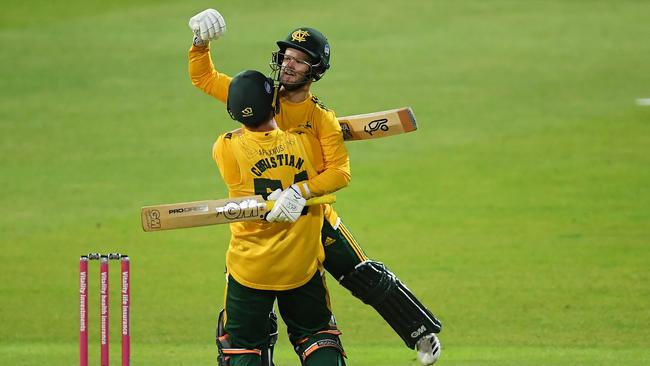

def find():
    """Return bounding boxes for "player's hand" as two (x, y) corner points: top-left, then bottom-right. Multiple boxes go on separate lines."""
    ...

(267, 189), (282, 201)
(189, 9), (226, 46)
(266, 185), (306, 223)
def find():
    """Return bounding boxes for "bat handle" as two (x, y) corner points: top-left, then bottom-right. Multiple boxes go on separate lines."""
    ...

(266, 194), (336, 210)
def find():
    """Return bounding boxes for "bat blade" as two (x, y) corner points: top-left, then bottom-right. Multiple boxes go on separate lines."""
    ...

(338, 107), (417, 141)
(141, 194), (336, 232)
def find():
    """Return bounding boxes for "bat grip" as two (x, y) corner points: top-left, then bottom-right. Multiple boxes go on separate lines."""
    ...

(266, 194), (336, 210)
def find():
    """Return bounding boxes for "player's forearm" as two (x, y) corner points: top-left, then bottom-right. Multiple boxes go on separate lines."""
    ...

(305, 145), (351, 196)
(306, 165), (351, 196)
(188, 44), (213, 84)
(188, 44), (230, 103)
(305, 121), (351, 195)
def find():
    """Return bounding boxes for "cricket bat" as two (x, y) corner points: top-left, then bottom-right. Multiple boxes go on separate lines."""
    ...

(338, 107), (417, 141)
(141, 194), (336, 232)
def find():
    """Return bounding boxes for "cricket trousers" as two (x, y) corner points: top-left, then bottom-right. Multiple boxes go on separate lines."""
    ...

(320, 219), (368, 280)
(224, 272), (343, 366)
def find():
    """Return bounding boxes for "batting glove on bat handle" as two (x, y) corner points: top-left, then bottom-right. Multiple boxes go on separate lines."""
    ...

(265, 185), (305, 223)
(189, 8), (226, 46)
(267, 188), (282, 201)
(265, 194), (336, 222)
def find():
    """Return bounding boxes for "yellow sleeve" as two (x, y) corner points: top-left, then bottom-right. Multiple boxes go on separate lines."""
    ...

(304, 108), (351, 196)
(189, 44), (231, 103)
(212, 134), (241, 186)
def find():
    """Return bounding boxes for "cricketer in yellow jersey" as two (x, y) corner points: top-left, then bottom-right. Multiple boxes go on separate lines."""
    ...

(214, 108), (327, 291)
(214, 70), (346, 366)
(189, 8), (442, 366)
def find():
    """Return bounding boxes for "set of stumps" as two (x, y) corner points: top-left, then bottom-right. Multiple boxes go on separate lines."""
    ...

(79, 253), (130, 366)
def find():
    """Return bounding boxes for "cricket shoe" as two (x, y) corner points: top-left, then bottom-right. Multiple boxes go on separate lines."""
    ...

(416, 333), (441, 365)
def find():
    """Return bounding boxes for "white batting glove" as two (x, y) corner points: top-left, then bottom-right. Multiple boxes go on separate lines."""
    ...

(189, 9), (226, 46)
(266, 185), (306, 223)
(267, 189), (282, 201)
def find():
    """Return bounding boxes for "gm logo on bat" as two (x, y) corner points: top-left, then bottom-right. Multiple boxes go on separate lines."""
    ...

(364, 118), (389, 136)
(146, 209), (161, 229)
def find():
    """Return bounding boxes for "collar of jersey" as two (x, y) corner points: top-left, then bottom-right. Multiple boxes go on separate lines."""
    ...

(280, 92), (312, 106)
(242, 127), (282, 140)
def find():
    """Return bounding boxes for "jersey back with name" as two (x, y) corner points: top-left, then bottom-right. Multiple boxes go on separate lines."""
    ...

(213, 128), (324, 291)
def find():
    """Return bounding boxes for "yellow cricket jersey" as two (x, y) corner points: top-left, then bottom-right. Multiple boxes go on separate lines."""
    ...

(213, 127), (326, 291)
(190, 44), (350, 225)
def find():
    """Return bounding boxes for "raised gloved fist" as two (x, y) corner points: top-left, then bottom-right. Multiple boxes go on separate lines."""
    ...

(189, 9), (226, 45)
(265, 185), (306, 223)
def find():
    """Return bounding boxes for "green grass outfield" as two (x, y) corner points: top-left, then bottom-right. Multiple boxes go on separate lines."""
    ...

(1, 0), (649, 365)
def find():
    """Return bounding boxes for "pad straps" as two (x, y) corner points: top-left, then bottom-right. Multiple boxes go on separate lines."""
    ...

(294, 330), (346, 362)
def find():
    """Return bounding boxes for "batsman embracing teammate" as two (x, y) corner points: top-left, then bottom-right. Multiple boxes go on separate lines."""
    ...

(189, 8), (442, 365)
(214, 69), (346, 366)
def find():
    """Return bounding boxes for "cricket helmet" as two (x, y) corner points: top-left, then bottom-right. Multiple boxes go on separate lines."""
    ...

(275, 27), (331, 81)
(227, 70), (277, 128)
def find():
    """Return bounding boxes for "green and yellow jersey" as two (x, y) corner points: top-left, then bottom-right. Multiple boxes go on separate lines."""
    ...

(190, 44), (350, 225)
(213, 127), (325, 291)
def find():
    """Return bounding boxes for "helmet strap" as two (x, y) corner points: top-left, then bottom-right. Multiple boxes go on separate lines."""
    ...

(271, 82), (281, 114)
